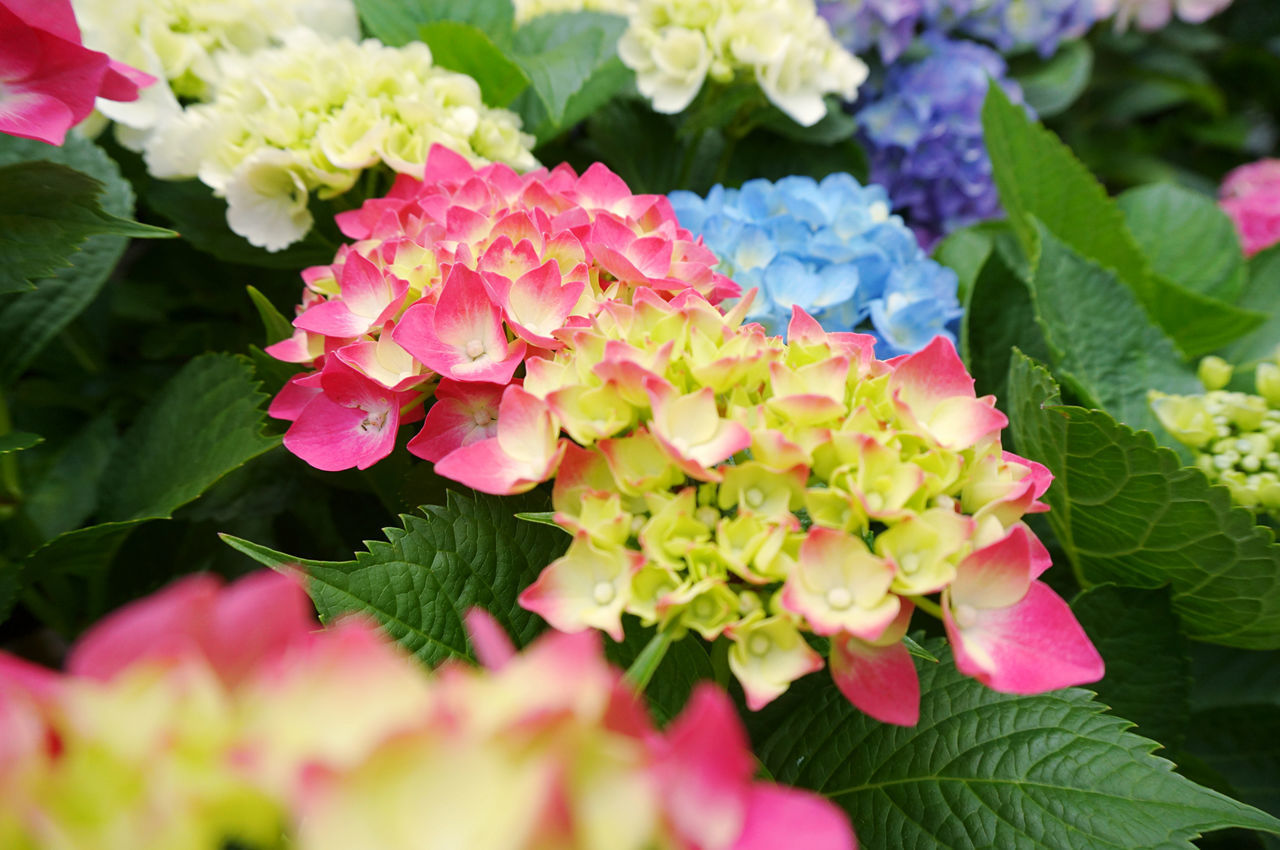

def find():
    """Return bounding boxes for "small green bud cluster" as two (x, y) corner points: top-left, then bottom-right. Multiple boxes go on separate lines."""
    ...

(1151, 352), (1280, 516)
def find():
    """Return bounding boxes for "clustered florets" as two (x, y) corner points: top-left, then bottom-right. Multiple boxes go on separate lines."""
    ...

(617, 0), (869, 126)
(0, 572), (854, 849)
(268, 144), (737, 472)
(668, 173), (961, 354)
(1153, 355), (1280, 517)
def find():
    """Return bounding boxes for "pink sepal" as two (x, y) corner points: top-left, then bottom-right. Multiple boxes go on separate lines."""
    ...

(464, 609), (516, 670)
(731, 784), (858, 850)
(406, 379), (504, 462)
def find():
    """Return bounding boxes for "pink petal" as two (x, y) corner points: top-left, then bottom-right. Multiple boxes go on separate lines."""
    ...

(268, 373), (322, 421)
(433, 436), (563, 495)
(660, 684), (754, 850)
(206, 570), (314, 685)
(283, 368), (400, 472)
(731, 784), (857, 850)
(572, 161), (632, 209)
(945, 581), (1104, 694)
(951, 525), (1035, 610)
(422, 143), (475, 184)
(503, 260), (583, 347)
(464, 608), (516, 670)
(4, 0), (81, 42)
(406, 379), (504, 462)
(829, 633), (921, 727)
(888, 336), (976, 421)
(293, 299), (371, 338)
(67, 574), (220, 681)
(97, 59), (155, 102)
(924, 395), (1008, 450)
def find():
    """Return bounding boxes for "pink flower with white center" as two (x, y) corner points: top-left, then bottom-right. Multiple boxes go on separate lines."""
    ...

(481, 258), (586, 349)
(943, 525), (1104, 693)
(434, 384), (567, 495)
(1220, 158), (1280, 257)
(293, 251), (409, 339)
(393, 263), (527, 385)
(887, 336), (1008, 450)
(406, 378), (504, 463)
(645, 377), (752, 481)
(780, 526), (900, 640)
(0, 0), (153, 145)
(283, 359), (419, 472)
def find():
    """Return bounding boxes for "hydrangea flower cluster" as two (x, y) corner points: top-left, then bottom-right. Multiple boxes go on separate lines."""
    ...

(617, 0), (869, 126)
(434, 287), (1103, 725)
(1220, 158), (1280, 258)
(1152, 355), (1280, 518)
(513, 0), (635, 24)
(1094, 0), (1232, 31)
(855, 36), (1032, 248)
(819, 0), (1095, 62)
(0, 0), (152, 146)
(142, 34), (538, 252)
(668, 174), (962, 355)
(268, 145), (737, 472)
(72, 0), (358, 148)
(0, 571), (856, 850)
(955, 0), (1096, 57)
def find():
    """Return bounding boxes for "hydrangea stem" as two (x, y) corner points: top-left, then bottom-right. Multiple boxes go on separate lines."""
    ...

(0, 392), (21, 519)
(624, 626), (676, 692)
(907, 594), (945, 621)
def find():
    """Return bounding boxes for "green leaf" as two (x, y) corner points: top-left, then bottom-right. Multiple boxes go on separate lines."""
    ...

(932, 223), (996, 302)
(1011, 40), (1094, 118)
(1222, 244), (1280, 367)
(961, 243), (1051, 402)
(756, 97), (857, 145)
(354, 0), (515, 46)
(1072, 585), (1191, 748)
(20, 415), (117, 540)
(0, 432), (41, 454)
(0, 160), (172, 294)
(99, 353), (279, 522)
(1183, 706), (1280, 821)
(1117, 182), (1247, 303)
(1006, 351), (1280, 649)
(418, 21), (529, 107)
(512, 12), (630, 134)
(748, 640), (1280, 850)
(983, 84), (1256, 359)
(221, 490), (570, 666)
(1028, 223), (1200, 437)
(245, 285), (295, 346)
(0, 135), (137, 383)
(514, 510), (565, 530)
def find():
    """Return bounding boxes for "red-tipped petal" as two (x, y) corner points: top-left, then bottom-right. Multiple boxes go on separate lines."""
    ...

(829, 634), (920, 727)
(732, 784), (857, 850)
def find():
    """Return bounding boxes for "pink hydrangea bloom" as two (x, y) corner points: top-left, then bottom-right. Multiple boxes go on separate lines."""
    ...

(1220, 158), (1280, 257)
(441, 290), (1101, 724)
(0, 571), (855, 850)
(270, 144), (737, 473)
(0, 0), (153, 145)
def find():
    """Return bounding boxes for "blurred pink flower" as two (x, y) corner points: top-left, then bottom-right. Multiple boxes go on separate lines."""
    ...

(1220, 158), (1280, 257)
(0, 0), (153, 145)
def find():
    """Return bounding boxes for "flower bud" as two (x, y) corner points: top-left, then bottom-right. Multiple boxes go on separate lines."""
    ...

(1198, 356), (1234, 391)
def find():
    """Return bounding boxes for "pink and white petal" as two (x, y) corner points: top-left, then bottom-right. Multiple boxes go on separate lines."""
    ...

(0, 85), (74, 145)
(293, 298), (372, 338)
(67, 573), (220, 681)
(464, 608), (516, 670)
(731, 784), (857, 850)
(925, 395), (1008, 450)
(283, 392), (398, 472)
(659, 685), (754, 850)
(951, 525), (1035, 610)
(422, 143), (476, 184)
(208, 570), (314, 685)
(888, 336), (976, 421)
(406, 380), (503, 462)
(433, 436), (563, 495)
(945, 581), (1104, 694)
(504, 261), (584, 346)
(829, 634), (920, 727)
(572, 162), (633, 210)
(495, 384), (563, 468)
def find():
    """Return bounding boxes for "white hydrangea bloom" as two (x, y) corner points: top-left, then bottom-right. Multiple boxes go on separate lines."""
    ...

(513, 0), (637, 24)
(618, 0), (867, 126)
(142, 32), (538, 251)
(1093, 0), (1233, 30)
(72, 0), (359, 146)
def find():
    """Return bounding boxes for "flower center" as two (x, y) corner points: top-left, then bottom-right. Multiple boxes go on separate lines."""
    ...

(745, 487), (765, 509)
(748, 633), (772, 657)
(900, 553), (920, 573)
(359, 408), (389, 433)
(592, 581), (615, 605)
(825, 587), (853, 610)
(472, 409), (494, 426)
(465, 338), (486, 359)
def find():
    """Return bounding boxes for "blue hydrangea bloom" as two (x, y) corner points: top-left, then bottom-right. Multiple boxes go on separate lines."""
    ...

(854, 36), (1032, 248)
(669, 173), (962, 356)
(819, 0), (1095, 60)
(954, 0), (1096, 57)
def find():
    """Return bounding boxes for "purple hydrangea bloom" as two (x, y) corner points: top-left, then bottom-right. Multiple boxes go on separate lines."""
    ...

(818, 0), (930, 63)
(668, 173), (962, 356)
(854, 36), (1032, 249)
(955, 0), (1097, 57)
